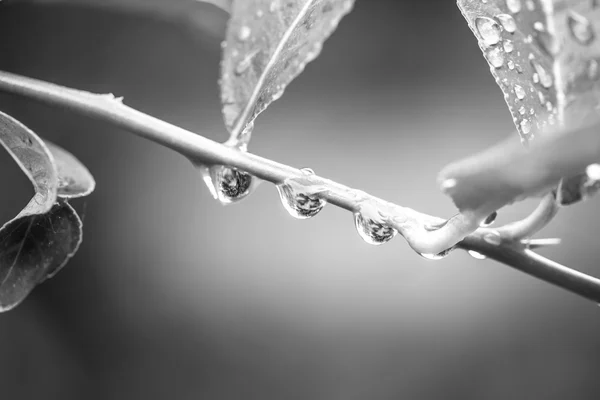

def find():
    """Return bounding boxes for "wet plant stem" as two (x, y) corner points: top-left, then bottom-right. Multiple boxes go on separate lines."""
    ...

(0, 70), (599, 303)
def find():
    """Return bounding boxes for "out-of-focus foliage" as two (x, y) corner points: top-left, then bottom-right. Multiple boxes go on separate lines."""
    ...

(0, 112), (92, 312)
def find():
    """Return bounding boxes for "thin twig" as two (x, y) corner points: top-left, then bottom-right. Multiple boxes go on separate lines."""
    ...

(496, 191), (560, 240)
(0, 70), (599, 303)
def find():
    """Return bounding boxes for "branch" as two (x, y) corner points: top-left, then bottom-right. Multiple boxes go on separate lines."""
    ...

(0, 70), (599, 303)
(460, 233), (600, 304)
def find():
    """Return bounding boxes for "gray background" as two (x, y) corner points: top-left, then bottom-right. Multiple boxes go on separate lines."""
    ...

(0, 1), (599, 399)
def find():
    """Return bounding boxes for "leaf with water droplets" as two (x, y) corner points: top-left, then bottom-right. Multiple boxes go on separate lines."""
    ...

(0, 111), (58, 218)
(443, 1), (600, 220)
(220, 0), (355, 147)
(0, 202), (82, 312)
(45, 141), (96, 199)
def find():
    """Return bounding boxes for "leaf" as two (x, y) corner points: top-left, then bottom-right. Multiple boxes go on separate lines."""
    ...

(439, 116), (600, 217)
(0, 113), (93, 311)
(0, 111), (58, 218)
(45, 140), (96, 199)
(0, 202), (82, 312)
(442, 1), (600, 219)
(220, 0), (355, 147)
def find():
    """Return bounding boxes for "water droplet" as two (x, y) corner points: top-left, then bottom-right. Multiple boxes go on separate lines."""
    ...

(468, 250), (487, 260)
(503, 40), (514, 53)
(480, 211), (498, 227)
(354, 202), (397, 245)
(424, 219), (449, 231)
(514, 84), (526, 99)
(496, 14), (516, 33)
(238, 26), (251, 42)
(586, 164), (600, 181)
(520, 118), (532, 134)
(567, 11), (595, 45)
(508, 60), (515, 70)
(483, 231), (503, 246)
(277, 168), (327, 219)
(419, 247), (455, 260)
(519, 105), (527, 114)
(533, 21), (545, 32)
(269, 1), (278, 12)
(506, 0), (521, 13)
(441, 178), (457, 193)
(537, 91), (546, 104)
(588, 59), (599, 80)
(525, 0), (535, 11)
(487, 47), (504, 68)
(476, 17), (502, 46)
(212, 167), (255, 204)
(256, 9), (264, 18)
(530, 59), (553, 88)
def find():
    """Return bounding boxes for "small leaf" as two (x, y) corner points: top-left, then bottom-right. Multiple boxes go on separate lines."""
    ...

(0, 202), (82, 312)
(45, 141), (96, 199)
(220, 0), (355, 147)
(0, 111), (58, 218)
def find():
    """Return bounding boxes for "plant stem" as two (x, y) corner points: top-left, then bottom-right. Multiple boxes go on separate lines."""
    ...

(0, 70), (599, 303)
(460, 234), (600, 303)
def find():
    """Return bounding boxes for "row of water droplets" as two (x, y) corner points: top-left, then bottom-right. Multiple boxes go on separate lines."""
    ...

(276, 168), (504, 261)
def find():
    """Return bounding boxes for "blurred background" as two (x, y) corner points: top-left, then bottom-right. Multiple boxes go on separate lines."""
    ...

(0, 0), (599, 399)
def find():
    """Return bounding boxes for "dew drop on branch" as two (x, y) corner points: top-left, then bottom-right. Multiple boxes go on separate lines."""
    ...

(468, 250), (487, 260)
(419, 247), (455, 260)
(354, 202), (397, 245)
(277, 168), (327, 219)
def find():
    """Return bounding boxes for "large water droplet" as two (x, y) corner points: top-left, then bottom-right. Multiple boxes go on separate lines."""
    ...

(567, 11), (595, 45)
(503, 39), (514, 53)
(476, 17), (502, 46)
(277, 168), (327, 219)
(468, 250), (487, 260)
(496, 14), (516, 33)
(487, 47), (504, 68)
(419, 247), (455, 260)
(212, 166), (255, 205)
(354, 202), (397, 245)
(506, 0), (521, 13)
